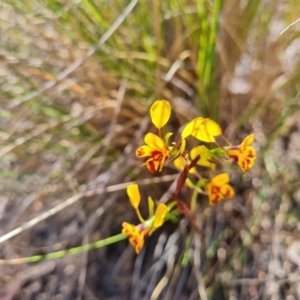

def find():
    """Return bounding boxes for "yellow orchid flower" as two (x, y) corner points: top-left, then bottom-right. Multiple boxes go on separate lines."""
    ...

(173, 145), (216, 173)
(227, 134), (256, 172)
(122, 222), (140, 236)
(122, 222), (146, 254)
(206, 173), (234, 205)
(122, 204), (168, 254)
(128, 232), (146, 254)
(190, 145), (216, 170)
(136, 132), (170, 173)
(123, 184), (168, 254)
(181, 117), (222, 142)
(150, 100), (171, 130)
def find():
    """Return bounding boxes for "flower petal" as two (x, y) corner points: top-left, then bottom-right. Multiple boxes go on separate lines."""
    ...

(144, 133), (165, 151)
(136, 145), (153, 157)
(129, 234), (144, 254)
(173, 156), (196, 173)
(238, 146), (256, 172)
(146, 158), (160, 173)
(173, 156), (184, 171)
(211, 173), (230, 185)
(190, 145), (215, 169)
(122, 222), (139, 236)
(164, 132), (173, 145)
(240, 134), (255, 151)
(127, 184), (140, 209)
(220, 184), (235, 199)
(181, 117), (204, 139)
(206, 173), (234, 205)
(227, 149), (240, 163)
(181, 117), (222, 142)
(150, 100), (171, 129)
(191, 118), (222, 142)
(206, 181), (219, 205)
(228, 141), (256, 172)
(153, 203), (168, 228)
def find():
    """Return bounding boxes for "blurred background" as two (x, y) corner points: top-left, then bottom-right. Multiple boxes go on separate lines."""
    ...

(1, 0), (300, 299)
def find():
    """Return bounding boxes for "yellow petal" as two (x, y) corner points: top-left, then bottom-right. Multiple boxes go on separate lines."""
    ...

(173, 156), (184, 171)
(190, 145), (215, 168)
(144, 133), (165, 151)
(129, 234), (144, 254)
(146, 158), (160, 173)
(227, 149), (240, 163)
(220, 184), (235, 199)
(158, 153), (168, 172)
(136, 145), (153, 157)
(181, 117), (222, 142)
(212, 173), (230, 185)
(206, 182), (216, 205)
(164, 132), (173, 146)
(127, 184), (140, 209)
(150, 100), (171, 129)
(206, 176), (234, 205)
(208, 184), (234, 205)
(181, 117), (204, 139)
(179, 138), (187, 154)
(191, 118), (222, 142)
(240, 134), (255, 151)
(245, 146), (256, 159)
(228, 145), (256, 172)
(122, 222), (139, 236)
(173, 155), (196, 173)
(153, 203), (168, 228)
(238, 147), (256, 172)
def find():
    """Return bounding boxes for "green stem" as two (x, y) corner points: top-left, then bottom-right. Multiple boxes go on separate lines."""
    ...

(2, 203), (178, 265)
(2, 233), (127, 264)
(191, 186), (199, 212)
(191, 179), (207, 211)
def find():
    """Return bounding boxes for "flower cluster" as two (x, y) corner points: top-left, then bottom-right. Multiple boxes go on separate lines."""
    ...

(7, 100), (257, 264)
(122, 100), (257, 254)
(136, 100), (256, 202)
(136, 100), (172, 173)
(122, 184), (168, 253)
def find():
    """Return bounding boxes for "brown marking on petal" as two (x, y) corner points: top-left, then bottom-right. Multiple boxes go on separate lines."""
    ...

(136, 148), (146, 157)
(147, 159), (157, 173)
(130, 236), (138, 246)
(224, 187), (231, 197)
(151, 150), (163, 161)
(153, 154), (163, 162)
(151, 149), (161, 156)
(211, 194), (220, 204)
(229, 154), (239, 162)
(243, 158), (252, 171)
(212, 186), (220, 194)
(247, 150), (254, 158)
(241, 160), (246, 170)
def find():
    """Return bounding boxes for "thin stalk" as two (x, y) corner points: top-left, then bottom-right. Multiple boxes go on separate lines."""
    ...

(0, 233), (127, 265)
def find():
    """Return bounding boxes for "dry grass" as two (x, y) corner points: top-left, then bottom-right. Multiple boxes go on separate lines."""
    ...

(1, 0), (300, 299)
